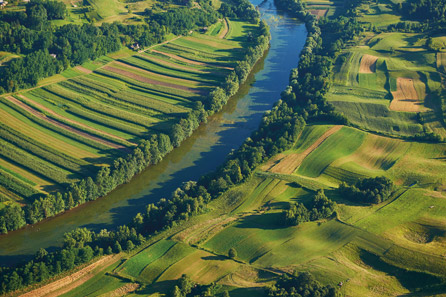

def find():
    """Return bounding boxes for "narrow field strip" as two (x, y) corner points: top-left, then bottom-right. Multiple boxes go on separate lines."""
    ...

(20, 255), (119, 297)
(17, 94), (136, 146)
(4, 96), (126, 150)
(269, 125), (343, 174)
(390, 77), (422, 112)
(359, 54), (378, 73)
(103, 65), (205, 95)
(218, 18), (229, 39)
(183, 36), (237, 50)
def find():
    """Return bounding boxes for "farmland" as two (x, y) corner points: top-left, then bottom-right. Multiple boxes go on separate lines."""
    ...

(29, 1), (446, 297)
(4, 0), (446, 295)
(0, 20), (255, 208)
(38, 124), (446, 296)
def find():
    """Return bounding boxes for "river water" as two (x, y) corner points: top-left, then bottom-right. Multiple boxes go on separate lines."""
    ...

(0, 0), (307, 266)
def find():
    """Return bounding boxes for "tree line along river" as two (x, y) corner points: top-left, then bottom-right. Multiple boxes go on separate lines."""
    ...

(0, 0), (307, 266)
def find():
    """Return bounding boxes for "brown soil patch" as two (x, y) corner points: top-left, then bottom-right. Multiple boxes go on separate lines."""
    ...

(103, 65), (204, 95)
(309, 9), (327, 19)
(218, 18), (229, 39)
(5, 96), (125, 150)
(21, 255), (118, 297)
(74, 66), (92, 74)
(17, 94), (134, 146)
(359, 54), (378, 73)
(390, 78), (422, 112)
(151, 49), (234, 71)
(98, 283), (139, 297)
(268, 125), (343, 174)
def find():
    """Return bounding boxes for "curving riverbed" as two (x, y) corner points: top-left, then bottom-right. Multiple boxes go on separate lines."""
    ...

(0, 0), (307, 266)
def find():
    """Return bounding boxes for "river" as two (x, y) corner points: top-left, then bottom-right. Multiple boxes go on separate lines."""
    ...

(0, 0), (307, 266)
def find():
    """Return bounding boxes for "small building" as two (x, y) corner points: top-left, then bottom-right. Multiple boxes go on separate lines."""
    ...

(0, 0), (8, 9)
(50, 53), (57, 58)
(130, 43), (140, 50)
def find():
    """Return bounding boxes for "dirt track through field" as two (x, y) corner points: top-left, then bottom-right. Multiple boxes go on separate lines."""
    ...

(359, 54), (378, 73)
(5, 96), (126, 150)
(20, 255), (118, 297)
(103, 65), (205, 95)
(268, 125), (343, 174)
(390, 77), (421, 112)
(17, 94), (135, 146)
(218, 18), (229, 39)
(151, 49), (234, 71)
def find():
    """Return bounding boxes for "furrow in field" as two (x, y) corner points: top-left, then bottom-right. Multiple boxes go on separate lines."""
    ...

(5, 96), (126, 150)
(269, 125), (343, 174)
(17, 94), (136, 146)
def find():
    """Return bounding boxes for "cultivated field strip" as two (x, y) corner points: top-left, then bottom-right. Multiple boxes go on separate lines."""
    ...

(390, 78), (421, 112)
(268, 125), (343, 174)
(359, 54), (378, 73)
(0, 30), (244, 205)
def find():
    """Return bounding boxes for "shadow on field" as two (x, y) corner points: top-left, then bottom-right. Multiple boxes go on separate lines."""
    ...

(235, 212), (285, 230)
(201, 255), (226, 261)
(359, 249), (443, 291)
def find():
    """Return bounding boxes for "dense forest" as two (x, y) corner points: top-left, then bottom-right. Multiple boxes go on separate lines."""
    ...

(267, 272), (340, 297)
(338, 176), (395, 204)
(283, 190), (336, 226)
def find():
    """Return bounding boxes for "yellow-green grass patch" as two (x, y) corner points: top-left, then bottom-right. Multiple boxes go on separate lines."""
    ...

(297, 127), (366, 178)
(157, 249), (240, 284)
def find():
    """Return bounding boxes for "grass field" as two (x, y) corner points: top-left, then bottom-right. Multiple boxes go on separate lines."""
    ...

(0, 19), (255, 208)
(327, 27), (445, 137)
(29, 119), (446, 296)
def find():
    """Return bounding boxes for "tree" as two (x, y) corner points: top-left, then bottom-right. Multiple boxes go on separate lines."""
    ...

(228, 248), (237, 259)
(126, 240), (135, 251)
(35, 248), (48, 261)
(113, 241), (122, 253)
